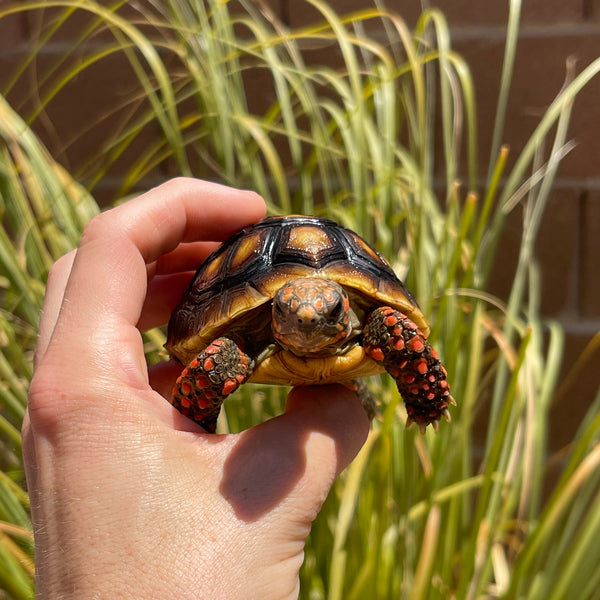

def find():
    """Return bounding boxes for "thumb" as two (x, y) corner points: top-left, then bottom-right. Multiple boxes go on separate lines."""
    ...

(219, 385), (370, 523)
(285, 384), (371, 478)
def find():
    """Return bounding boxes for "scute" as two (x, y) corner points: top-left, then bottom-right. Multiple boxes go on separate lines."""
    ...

(346, 230), (393, 269)
(228, 229), (264, 270)
(166, 215), (430, 364)
(285, 225), (336, 265)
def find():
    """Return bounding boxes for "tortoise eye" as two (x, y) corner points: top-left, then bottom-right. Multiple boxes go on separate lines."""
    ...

(329, 298), (345, 319)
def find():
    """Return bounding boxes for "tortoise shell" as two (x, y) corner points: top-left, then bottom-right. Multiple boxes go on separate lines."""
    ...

(166, 215), (429, 383)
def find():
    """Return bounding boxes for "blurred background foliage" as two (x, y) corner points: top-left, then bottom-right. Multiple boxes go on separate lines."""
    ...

(1, 1), (600, 598)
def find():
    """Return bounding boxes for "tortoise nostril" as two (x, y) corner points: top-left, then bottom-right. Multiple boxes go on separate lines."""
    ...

(298, 317), (317, 324)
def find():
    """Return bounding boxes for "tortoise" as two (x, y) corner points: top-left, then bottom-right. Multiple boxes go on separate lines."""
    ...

(165, 215), (454, 434)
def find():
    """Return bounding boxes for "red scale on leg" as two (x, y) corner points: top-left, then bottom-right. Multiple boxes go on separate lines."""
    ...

(222, 379), (238, 396)
(170, 337), (255, 433)
(392, 337), (404, 351)
(415, 358), (429, 375)
(195, 374), (210, 388)
(407, 337), (425, 353)
(364, 306), (455, 433)
(370, 347), (385, 362)
(178, 380), (193, 396)
(384, 314), (398, 327)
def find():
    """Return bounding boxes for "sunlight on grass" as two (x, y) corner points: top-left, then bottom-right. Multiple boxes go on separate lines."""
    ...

(1, 0), (600, 598)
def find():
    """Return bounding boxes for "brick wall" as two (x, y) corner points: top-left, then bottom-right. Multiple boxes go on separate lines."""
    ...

(429, 0), (600, 444)
(1, 1), (599, 438)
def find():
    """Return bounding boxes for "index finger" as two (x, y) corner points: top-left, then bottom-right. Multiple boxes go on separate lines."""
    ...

(40, 178), (265, 363)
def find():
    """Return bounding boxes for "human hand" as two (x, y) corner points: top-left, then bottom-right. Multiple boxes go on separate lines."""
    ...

(23, 178), (370, 600)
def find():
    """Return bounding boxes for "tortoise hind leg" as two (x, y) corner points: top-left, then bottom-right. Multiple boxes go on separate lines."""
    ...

(363, 306), (454, 433)
(172, 337), (255, 433)
(343, 379), (378, 420)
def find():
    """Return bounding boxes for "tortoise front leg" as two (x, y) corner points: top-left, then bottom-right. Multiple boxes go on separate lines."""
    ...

(363, 307), (454, 433)
(172, 337), (255, 433)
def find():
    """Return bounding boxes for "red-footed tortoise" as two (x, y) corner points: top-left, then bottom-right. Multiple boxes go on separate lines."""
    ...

(165, 215), (454, 433)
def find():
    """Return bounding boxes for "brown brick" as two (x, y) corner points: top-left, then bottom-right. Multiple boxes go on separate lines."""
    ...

(19, 1), (282, 45)
(580, 191), (600, 318)
(583, 0), (600, 20)
(0, 49), (26, 97)
(286, 0), (422, 28)
(430, 0), (510, 26)
(549, 329), (600, 450)
(227, 0), (283, 19)
(7, 48), (164, 182)
(24, 5), (111, 44)
(487, 188), (580, 317)
(22, 2), (167, 44)
(285, 0), (584, 28)
(520, 0), (585, 23)
(0, 12), (27, 50)
(434, 0), (584, 26)
(453, 30), (600, 181)
(536, 189), (581, 315)
(487, 204), (522, 304)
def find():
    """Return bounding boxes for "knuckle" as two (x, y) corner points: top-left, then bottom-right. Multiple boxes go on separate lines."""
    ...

(26, 361), (73, 434)
(161, 176), (196, 195)
(78, 211), (114, 246)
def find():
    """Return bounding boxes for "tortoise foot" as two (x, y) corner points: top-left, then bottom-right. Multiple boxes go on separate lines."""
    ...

(343, 379), (378, 420)
(172, 337), (254, 432)
(364, 306), (454, 433)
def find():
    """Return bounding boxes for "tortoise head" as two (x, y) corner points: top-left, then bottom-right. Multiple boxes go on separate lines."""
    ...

(272, 277), (353, 355)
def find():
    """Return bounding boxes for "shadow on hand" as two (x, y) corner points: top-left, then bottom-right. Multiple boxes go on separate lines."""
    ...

(218, 414), (311, 522)
(218, 385), (367, 522)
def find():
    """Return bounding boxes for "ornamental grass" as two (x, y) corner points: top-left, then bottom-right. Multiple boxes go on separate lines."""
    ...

(1, 1), (600, 598)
